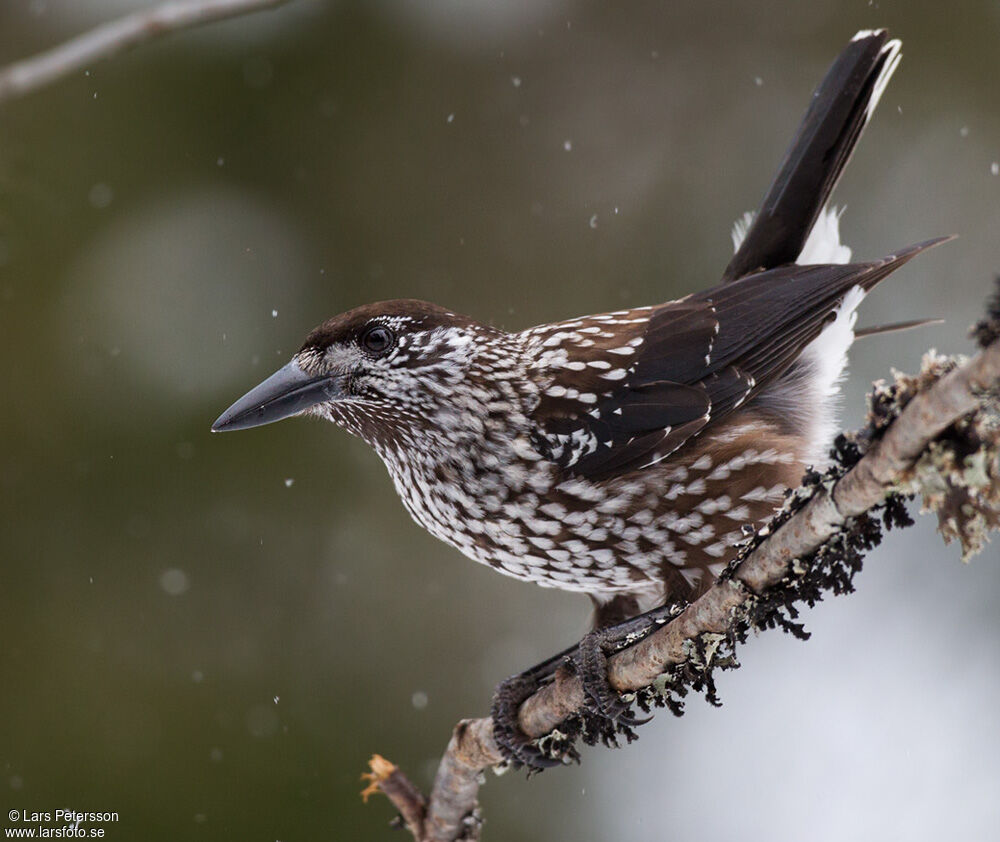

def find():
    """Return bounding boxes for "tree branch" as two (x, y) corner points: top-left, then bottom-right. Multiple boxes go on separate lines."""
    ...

(363, 321), (1000, 841)
(361, 755), (427, 840)
(0, 0), (294, 106)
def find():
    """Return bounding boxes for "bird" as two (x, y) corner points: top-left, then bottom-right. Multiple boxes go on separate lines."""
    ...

(213, 30), (945, 762)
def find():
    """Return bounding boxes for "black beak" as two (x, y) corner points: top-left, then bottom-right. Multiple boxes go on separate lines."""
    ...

(212, 361), (346, 432)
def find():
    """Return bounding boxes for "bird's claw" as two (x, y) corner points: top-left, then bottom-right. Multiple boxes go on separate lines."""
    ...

(490, 602), (682, 764)
(572, 630), (650, 729)
(489, 673), (563, 770)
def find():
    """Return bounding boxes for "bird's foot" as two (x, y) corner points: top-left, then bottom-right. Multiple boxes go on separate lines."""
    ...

(574, 629), (648, 728)
(570, 602), (685, 738)
(490, 674), (563, 771)
(490, 602), (684, 764)
(489, 644), (578, 771)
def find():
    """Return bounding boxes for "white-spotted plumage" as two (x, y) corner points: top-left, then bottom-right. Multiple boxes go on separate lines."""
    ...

(218, 29), (942, 625)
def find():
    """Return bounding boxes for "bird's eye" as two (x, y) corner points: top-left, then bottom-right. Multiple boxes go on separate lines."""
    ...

(360, 324), (394, 356)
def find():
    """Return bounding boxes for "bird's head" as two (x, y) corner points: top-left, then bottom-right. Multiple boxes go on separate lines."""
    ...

(212, 300), (507, 450)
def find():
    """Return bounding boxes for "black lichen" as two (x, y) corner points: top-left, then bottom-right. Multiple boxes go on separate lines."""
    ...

(971, 276), (1000, 349)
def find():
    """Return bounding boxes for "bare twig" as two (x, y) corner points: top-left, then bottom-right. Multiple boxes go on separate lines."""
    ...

(361, 755), (427, 840)
(365, 334), (1000, 842)
(0, 0), (294, 105)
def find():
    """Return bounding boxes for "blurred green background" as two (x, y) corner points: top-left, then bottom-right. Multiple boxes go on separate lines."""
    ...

(1, 1), (998, 840)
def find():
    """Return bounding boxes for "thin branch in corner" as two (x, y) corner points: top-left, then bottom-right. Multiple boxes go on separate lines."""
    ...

(0, 0), (295, 106)
(361, 755), (427, 840)
(362, 320), (1000, 842)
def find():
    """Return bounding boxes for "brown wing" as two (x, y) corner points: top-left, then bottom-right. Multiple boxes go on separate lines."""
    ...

(527, 239), (946, 480)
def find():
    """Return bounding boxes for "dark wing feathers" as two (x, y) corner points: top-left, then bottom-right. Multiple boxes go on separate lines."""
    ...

(602, 381), (710, 434)
(631, 301), (720, 383)
(531, 238), (948, 480)
(578, 416), (709, 478)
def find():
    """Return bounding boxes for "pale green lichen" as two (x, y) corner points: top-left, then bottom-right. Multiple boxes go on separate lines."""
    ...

(865, 346), (1000, 564)
(908, 433), (1000, 562)
(889, 350), (1000, 563)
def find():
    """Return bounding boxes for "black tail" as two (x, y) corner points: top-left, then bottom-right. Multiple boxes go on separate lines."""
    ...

(722, 30), (902, 282)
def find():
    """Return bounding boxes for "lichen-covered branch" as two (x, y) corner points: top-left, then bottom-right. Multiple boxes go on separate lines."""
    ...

(0, 0), (294, 106)
(364, 309), (1000, 842)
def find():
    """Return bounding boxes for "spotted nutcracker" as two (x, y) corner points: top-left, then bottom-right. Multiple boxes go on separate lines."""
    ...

(214, 30), (946, 763)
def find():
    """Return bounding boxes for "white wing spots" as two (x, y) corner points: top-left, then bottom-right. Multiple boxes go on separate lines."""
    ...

(702, 533), (742, 559)
(724, 504), (751, 522)
(707, 464), (731, 481)
(741, 484), (786, 502)
(556, 478), (605, 503)
(732, 373), (756, 409)
(670, 511), (704, 534)
(681, 524), (714, 546)
(678, 568), (701, 587)
(539, 501), (567, 519)
(685, 477), (707, 495)
(597, 336), (645, 359)
(596, 495), (631, 514)
(542, 332), (571, 348)
(562, 539), (590, 556)
(705, 421), (766, 444)
(629, 509), (654, 526)
(536, 347), (570, 369)
(500, 559), (528, 577)
(591, 549), (617, 568)
(545, 384), (592, 402)
(691, 454), (713, 471)
(510, 435), (543, 461)
(704, 307), (719, 364)
(695, 495), (731, 515)
(707, 447), (770, 480)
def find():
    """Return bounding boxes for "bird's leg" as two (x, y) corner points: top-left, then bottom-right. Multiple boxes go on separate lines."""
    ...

(490, 599), (686, 767)
(571, 602), (684, 727)
(490, 642), (579, 769)
(569, 584), (690, 728)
